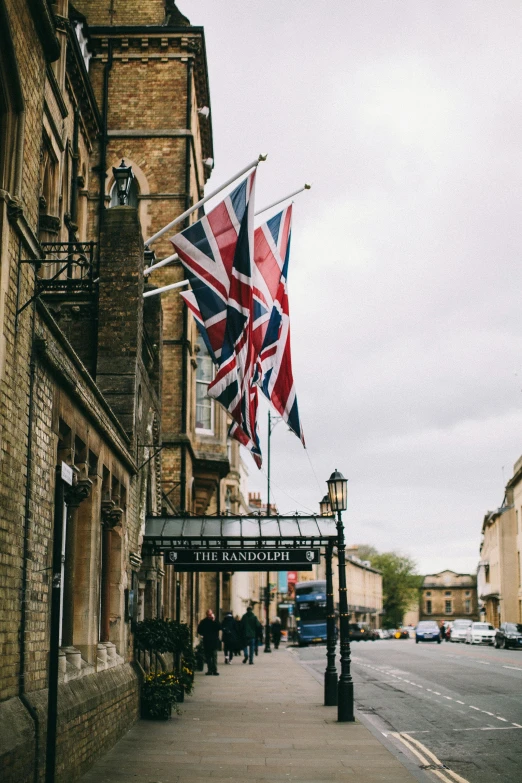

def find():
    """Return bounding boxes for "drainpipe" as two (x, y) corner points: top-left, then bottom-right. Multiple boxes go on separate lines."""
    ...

(13, 110), (26, 199)
(19, 293), (40, 783)
(180, 58), (193, 512)
(98, 42), (113, 243)
(69, 106), (80, 241)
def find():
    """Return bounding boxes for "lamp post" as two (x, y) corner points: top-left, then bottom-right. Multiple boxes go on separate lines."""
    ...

(327, 470), (354, 722)
(320, 494), (338, 707)
(112, 159), (134, 205)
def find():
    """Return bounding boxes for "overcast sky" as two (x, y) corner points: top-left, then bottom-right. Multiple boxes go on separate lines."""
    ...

(185, 1), (522, 575)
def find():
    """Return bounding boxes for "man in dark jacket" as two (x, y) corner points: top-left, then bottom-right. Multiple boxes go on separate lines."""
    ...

(240, 606), (261, 664)
(221, 611), (239, 664)
(197, 609), (221, 675)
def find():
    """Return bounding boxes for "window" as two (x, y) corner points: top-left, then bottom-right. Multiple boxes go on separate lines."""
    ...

(195, 333), (214, 432)
(464, 600), (471, 614)
(445, 600), (452, 614)
(426, 600), (432, 614)
(445, 591), (452, 596)
(465, 591), (470, 596)
(426, 591), (431, 596)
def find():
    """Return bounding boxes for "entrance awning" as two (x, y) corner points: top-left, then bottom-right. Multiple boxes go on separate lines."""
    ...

(144, 515), (338, 552)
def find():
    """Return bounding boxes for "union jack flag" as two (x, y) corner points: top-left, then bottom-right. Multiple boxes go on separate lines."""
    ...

(176, 198), (305, 464)
(253, 206), (304, 445)
(171, 172), (260, 452)
(171, 172), (256, 364)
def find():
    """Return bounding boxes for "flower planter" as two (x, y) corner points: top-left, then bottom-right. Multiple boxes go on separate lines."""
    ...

(141, 701), (172, 720)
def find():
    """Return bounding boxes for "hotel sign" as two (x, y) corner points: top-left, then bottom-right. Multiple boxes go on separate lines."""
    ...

(163, 548), (320, 572)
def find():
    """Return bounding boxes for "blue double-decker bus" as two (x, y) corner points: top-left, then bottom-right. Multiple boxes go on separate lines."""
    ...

(293, 580), (329, 645)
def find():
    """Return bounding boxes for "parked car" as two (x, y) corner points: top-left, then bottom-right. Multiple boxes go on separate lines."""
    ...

(495, 622), (522, 650)
(465, 621), (495, 645)
(449, 619), (473, 642)
(415, 621), (441, 643)
(394, 628), (410, 639)
(374, 628), (386, 639)
(348, 623), (375, 641)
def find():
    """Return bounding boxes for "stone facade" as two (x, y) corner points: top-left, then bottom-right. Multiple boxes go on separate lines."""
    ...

(314, 547), (383, 627)
(420, 570), (478, 624)
(478, 455), (522, 626)
(1, 2), (263, 779)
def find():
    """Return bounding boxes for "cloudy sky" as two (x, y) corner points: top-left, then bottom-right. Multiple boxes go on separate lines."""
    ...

(186, 1), (522, 575)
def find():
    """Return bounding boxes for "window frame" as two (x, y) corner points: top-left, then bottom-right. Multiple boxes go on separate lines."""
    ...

(195, 333), (215, 435)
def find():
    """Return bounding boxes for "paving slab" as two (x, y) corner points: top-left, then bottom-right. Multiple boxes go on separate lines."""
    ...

(80, 646), (422, 783)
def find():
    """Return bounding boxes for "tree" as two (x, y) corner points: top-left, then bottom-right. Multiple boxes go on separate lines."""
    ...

(357, 547), (423, 629)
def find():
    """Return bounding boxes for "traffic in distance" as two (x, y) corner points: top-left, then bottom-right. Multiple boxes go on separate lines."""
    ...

(288, 581), (522, 649)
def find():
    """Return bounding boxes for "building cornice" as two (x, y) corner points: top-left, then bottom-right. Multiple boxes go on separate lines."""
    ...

(88, 25), (212, 162)
(28, 0), (61, 62)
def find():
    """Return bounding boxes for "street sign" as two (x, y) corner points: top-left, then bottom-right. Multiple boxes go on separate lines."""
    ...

(61, 461), (73, 486)
(163, 548), (320, 571)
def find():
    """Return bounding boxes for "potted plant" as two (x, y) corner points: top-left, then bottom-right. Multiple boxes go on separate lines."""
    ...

(140, 671), (180, 720)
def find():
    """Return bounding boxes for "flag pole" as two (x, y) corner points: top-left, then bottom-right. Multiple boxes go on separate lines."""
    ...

(143, 182), (311, 277)
(144, 154), (267, 247)
(143, 279), (190, 299)
(254, 183), (311, 219)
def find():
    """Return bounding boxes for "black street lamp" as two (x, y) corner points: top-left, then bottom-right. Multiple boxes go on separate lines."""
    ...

(327, 469), (354, 722)
(319, 494), (332, 518)
(112, 159), (134, 205)
(320, 494), (337, 707)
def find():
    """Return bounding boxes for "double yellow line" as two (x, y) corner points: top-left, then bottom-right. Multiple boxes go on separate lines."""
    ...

(390, 732), (470, 783)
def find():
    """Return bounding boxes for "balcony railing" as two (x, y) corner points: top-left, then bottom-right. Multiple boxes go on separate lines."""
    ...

(18, 241), (99, 320)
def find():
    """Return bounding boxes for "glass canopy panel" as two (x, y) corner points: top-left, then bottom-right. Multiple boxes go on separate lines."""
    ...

(146, 518), (168, 537)
(296, 518), (320, 537)
(160, 518), (185, 537)
(201, 519), (223, 537)
(277, 518), (301, 538)
(259, 518), (281, 537)
(239, 518), (262, 538)
(221, 519), (242, 537)
(316, 518), (337, 537)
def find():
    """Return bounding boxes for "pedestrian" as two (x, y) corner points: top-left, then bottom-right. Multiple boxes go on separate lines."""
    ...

(197, 609), (222, 676)
(233, 615), (242, 656)
(221, 611), (239, 664)
(255, 618), (264, 655)
(240, 606), (261, 664)
(271, 616), (282, 649)
(439, 621), (445, 642)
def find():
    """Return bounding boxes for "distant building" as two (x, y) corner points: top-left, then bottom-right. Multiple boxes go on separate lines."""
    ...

(420, 570), (478, 624)
(315, 546), (383, 628)
(478, 454), (522, 626)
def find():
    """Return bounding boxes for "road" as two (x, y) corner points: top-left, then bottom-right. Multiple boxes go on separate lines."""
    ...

(296, 638), (522, 783)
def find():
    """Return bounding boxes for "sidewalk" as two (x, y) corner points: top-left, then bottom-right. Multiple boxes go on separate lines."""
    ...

(80, 646), (421, 783)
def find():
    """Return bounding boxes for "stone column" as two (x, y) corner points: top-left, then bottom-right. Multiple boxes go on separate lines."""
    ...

(62, 478), (93, 648)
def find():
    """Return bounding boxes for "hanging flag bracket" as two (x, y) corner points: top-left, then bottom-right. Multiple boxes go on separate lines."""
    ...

(144, 154), (267, 248)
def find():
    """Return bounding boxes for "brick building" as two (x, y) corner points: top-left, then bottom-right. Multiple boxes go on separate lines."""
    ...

(419, 570), (478, 624)
(0, 1), (248, 781)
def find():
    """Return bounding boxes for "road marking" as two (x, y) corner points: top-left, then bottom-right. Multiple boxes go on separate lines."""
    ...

(469, 706), (481, 711)
(454, 725), (522, 732)
(482, 711), (494, 716)
(496, 716), (508, 722)
(475, 661), (490, 665)
(443, 696), (453, 700)
(391, 731), (470, 783)
(456, 700), (465, 704)
(432, 691), (441, 695)
(503, 665), (522, 671)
